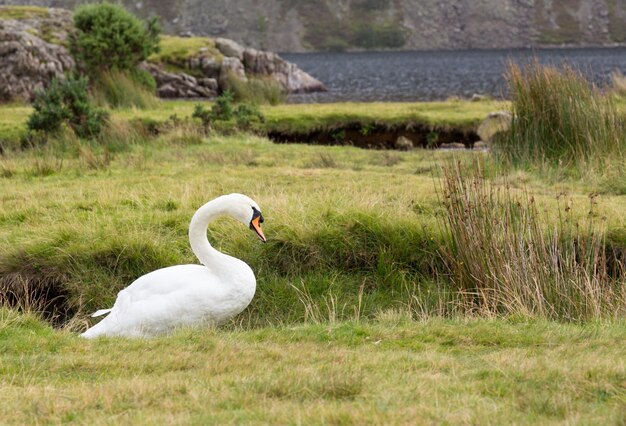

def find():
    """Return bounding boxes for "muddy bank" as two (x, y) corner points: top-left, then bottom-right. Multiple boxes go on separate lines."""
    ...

(267, 123), (481, 149)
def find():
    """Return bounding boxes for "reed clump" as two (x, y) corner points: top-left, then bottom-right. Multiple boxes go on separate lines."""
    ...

(497, 61), (626, 174)
(439, 161), (626, 321)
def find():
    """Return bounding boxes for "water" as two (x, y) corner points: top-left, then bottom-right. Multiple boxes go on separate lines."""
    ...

(282, 48), (626, 103)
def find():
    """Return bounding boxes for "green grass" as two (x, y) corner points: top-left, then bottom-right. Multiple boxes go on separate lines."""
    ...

(0, 5), (49, 20)
(1, 102), (625, 423)
(222, 74), (286, 105)
(0, 132), (624, 325)
(0, 100), (506, 151)
(148, 35), (223, 73)
(1, 310), (625, 424)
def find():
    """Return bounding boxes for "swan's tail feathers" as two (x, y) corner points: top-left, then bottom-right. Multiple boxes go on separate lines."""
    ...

(91, 308), (112, 317)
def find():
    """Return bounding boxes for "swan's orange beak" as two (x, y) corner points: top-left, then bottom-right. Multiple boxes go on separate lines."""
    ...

(250, 216), (266, 242)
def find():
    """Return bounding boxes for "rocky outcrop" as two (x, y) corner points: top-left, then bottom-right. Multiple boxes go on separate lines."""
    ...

(242, 47), (326, 93)
(4, 0), (624, 52)
(0, 6), (326, 101)
(143, 37), (326, 99)
(140, 62), (218, 99)
(0, 8), (74, 101)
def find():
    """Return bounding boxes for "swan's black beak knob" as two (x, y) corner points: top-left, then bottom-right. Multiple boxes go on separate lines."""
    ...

(250, 210), (266, 243)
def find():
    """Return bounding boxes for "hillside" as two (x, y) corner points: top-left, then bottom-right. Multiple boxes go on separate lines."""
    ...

(1, 0), (626, 52)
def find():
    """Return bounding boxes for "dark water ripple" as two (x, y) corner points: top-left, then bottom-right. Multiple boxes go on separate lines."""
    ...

(282, 48), (626, 103)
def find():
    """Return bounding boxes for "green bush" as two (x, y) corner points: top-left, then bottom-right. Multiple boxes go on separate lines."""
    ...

(70, 2), (160, 74)
(27, 75), (108, 139)
(192, 91), (265, 132)
(234, 104), (265, 130)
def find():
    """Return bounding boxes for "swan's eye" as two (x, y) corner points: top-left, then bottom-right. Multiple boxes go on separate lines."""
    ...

(251, 206), (263, 224)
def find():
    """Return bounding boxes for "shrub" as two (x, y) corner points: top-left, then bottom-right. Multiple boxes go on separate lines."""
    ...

(70, 2), (160, 74)
(90, 70), (158, 109)
(27, 75), (107, 139)
(192, 91), (265, 133)
(498, 61), (626, 173)
(234, 103), (265, 130)
(192, 91), (234, 126)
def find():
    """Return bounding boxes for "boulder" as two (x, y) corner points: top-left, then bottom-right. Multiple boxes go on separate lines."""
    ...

(198, 78), (218, 92)
(242, 47), (326, 94)
(0, 9), (75, 102)
(471, 93), (488, 102)
(215, 37), (244, 60)
(477, 111), (512, 143)
(200, 57), (221, 78)
(394, 136), (414, 150)
(219, 56), (247, 87)
(142, 62), (218, 99)
(157, 84), (179, 98)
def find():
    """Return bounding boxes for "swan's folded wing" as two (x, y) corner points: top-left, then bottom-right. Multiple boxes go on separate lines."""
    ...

(115, 264), (218, 302)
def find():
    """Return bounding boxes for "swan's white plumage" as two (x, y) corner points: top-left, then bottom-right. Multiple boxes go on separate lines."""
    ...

(81, 193), (263, 339)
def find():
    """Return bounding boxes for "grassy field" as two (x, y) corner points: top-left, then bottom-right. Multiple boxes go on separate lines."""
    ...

(1, 99), (625, 423)
(2, 310), (625, 424)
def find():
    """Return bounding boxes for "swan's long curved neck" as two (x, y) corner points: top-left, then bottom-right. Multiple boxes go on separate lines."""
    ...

(188, 198), (231, 271)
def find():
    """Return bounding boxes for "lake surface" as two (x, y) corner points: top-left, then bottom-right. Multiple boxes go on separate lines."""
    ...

(282, 48), (626, 103)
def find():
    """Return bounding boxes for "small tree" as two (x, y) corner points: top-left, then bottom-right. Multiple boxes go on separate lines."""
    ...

(27, 75), (108, 139)
(70, 2), (160, 74)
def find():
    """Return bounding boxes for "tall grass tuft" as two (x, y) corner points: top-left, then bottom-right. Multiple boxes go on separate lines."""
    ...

(438, 161), (626, 321)
(223, 73), (285, 105)
(497, 61), (626, 173)
(90, 70), (159, 109)
(610, 71), (626, 97)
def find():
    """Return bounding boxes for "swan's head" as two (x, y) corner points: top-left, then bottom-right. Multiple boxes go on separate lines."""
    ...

(224, 193), (266, 243)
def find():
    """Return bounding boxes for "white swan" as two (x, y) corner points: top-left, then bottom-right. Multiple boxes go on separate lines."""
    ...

(81, 193), (266, 338)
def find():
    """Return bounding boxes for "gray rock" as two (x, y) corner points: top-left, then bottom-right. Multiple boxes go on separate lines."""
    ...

(188, 57), (200, 69)
(215, 37), (244, 60)
(0, 9), (74, 102)
(157, 84), (179, 98)
(198, 78), (218, 92)
(477, 111), (512, 143)
(200, 57), (221, 78)
(141, 62), (217, 99)
(242, 47), (326, 93)
(471, 94), (488, 102)
(394, 136), (414, 151)
(194, 86), (215, 97)
(219, 56), (247, 87)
